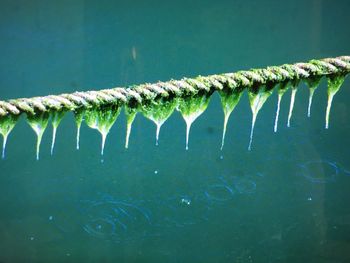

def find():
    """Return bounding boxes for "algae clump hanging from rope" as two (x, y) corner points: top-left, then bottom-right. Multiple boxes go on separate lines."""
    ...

(0, 56), (349, 159)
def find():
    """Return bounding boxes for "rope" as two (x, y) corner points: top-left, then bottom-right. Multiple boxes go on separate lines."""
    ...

(0, 56), (349, 117)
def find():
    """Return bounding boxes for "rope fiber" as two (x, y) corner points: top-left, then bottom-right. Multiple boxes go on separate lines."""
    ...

(0, 56), (349, 117)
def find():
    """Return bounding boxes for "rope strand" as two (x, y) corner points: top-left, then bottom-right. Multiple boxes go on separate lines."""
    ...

(0, 56), (349, 117)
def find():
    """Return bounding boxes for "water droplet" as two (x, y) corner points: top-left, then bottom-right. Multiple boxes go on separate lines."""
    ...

(154, 170), (158, 174)
(248, 85), (274, 150)
(325, 74), (345, 129)
(85, 105), (121, 155)
(219, 88), (243, 150)
(180, 198), (191, 206)
(27, 112), (50, 160)
(178, 94), (211, 150)
(0, 114), (19, 159)
(50, 110), (65, 155)
(141, 98), (177, 146)
(287, 81), (299, 128)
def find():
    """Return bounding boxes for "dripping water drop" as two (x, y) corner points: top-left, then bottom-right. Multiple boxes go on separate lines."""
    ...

(287, 88), (298, 128)
(274, 94), (282, 133)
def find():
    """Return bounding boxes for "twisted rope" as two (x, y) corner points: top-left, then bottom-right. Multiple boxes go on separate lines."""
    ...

(0, 56), (349, 117)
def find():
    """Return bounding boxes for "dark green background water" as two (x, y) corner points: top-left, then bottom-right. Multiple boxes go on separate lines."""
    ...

(1, 0), (350, 262)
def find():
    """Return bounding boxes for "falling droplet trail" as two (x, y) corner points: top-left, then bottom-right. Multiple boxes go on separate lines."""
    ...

(287, 88), (297, 128)
(307, 88), (315, 118)
(274, 94), (282, 133)
(76, 124), (81, 150)
(221, 114), (229, 150)
(185, 119), (191, 151)
(50, 126), (57, 155)
(155, 123), (161, 146)
(2, 136), (8, 159)
(125, 109), (137, 149)
(248, 113), (257, 151)
(101, 132), (107, 155)
(74, 109), (84, 150)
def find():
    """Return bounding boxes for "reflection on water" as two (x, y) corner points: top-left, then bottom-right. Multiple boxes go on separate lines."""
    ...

(81, 200), (151, 242)
(71, 172), (261, 243)
(298, 160), (339, 184)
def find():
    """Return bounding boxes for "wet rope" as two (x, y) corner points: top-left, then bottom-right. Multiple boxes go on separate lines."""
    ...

(0, 56), (349, 117)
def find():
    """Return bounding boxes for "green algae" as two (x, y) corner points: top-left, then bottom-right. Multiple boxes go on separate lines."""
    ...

(274, 81), (290, 133)
(219, 88), (243, 150)
(0, 114), (19, 159)
(325, 74), (346, 129)
(304, 76), (322, 118)
(248, 85), (274, 150)
(141, 98), (177, 146)
(50, 110), (66, 155)
(84, 104), (121, 155)
(124, 106), (138, 149)
(177, 93), (211, 150)
(27, 112), (50, 160)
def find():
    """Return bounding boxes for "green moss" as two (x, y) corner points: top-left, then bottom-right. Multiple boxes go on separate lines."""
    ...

(304, 76), (322, 117)
(248, 85), (274, 150)
(0, 114), (19, 159)
(218, 88), (243, 149)
(50, 110), (66, 155)
(141, 98), (177, 145)
(27, 112), (50, 160)
(177, 93), (211, 150)
(85, 104), (121, 155)
(124, 106), (139, 149)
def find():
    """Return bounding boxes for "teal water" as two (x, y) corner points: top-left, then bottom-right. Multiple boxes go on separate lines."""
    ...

(1, 0), (350, 262)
